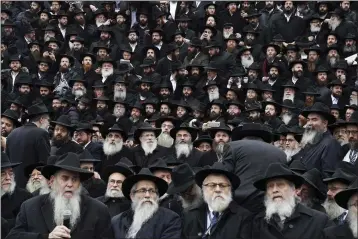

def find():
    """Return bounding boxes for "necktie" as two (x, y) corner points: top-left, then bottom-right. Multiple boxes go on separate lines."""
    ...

(336, 212), (347, 225)
(210, 212), (219, 232)
(349, 150), (358, 164)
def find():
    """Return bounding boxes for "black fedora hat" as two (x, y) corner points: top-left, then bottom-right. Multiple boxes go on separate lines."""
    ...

(103, 157), (134, 182)
(155, 116), (179, 128)
(27, 102), (49, 118)
(323, 161), (357, 185)
(338, 111), (358, 127)
(149, 158), (172, 173)
(272, 124), (289, 142)
(262, 100), (281, 113)
(41, 152), (94, 181)
(332, 60), (348, 71)
(289, 159), (307, 175)
(141, 45), (160, 59)
(76, 122), (95, 134)
(80, 52), (96, 64)
(167, 163), (195, 194)
(289, 59), (306, 70)
(327, 79), (346, 88)
(304, 45), (321, 55)
(301, 102), (336, 125)
(99, 58), (117, 68)
(140, 58), (156, 68)
(232, 123), (272, 143)
(301, 168), (327, 201)
(280, 99), (297, 110)
(51, 115), (74, 130)
(58, 54), (74, 66)
(195, 162), (241, 190)
(1, 152), (21, 169)
(314, 64), (330, 74)
(254, 163), (303, 191)
(93, 43), (111, 54)
(172, 99), (192, 112)
(207, 123), (232, 139)
(78, 150), (101, 163)
(122, 167), (168, 199)
(24, 162), (44, 179)
(244, 9), (262, 19)
(193, 135), (213, 148)
(134, 122), (161, 143)
(1, 109), (21, 127)
(14, 75), (33, 87)
(334, 178), (358, 209)
(207, 99), (226, 110)
(262, 42), (281, 54)
(107, 124), (128, 141)
(188, 37), (202, 47)
(176, 14), (192, 22)
(170, 122), (198, 140)
(302, 86), (320, 96)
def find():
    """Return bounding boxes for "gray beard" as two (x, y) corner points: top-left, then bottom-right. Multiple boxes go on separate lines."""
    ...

(284, 148), (300, 162)
(241, 57), (254, 69)
(26, 178), (49, 194)
(208, 90), (220, 102)
(322, 198), (346, 220)
(157, 132), (174, 148)
(329, 20), (340, 31)
(105, 188), (124, 198)
(264, 193), (297, 222)
(175, 142), (193, 158)
(283, 94), (294, 102)
(179, 185), (203, 211)
(141, 141), (158, 156)
(114, 90), (126, 101)
(1, 177), (16, 197)
(281, 113), (293, 125)
(343, 45), (357, 53)
(103, 140), (123, 156)
(72, 88), (86, 98)
(101, 68), (114, 78)
(347, 208), (358, 238)
(310, 25), (321, 33)
(300, 128), (323, 148)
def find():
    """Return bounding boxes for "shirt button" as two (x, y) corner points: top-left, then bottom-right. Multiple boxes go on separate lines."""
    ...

(289, 224), (293, 229)
(198, 232), (202, 236)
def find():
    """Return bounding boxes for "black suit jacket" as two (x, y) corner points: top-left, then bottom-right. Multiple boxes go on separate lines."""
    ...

(6, 123), (50, 188)
(323, 222), (356, 239)
(6, 194), (114, 239)
(85, 141), (103, 161)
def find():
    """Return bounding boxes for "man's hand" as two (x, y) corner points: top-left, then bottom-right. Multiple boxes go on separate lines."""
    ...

(1, 136), (6, 149)
(93, 171), (101, 179)
(49, 225), (71, 239)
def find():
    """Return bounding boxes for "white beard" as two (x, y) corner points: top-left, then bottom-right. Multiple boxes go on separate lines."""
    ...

(350, 98), (358, 106)
(264, 193), (297, 222)
(347, 206), (358, 238)
(281, 113), (293, 125)
(141, 141), (158, 156)
(50, 180), (82, 229)
(101, 68), (114, 78)
(208, 89), (220, 102)
(103, 139), (123, 156)
(223, 31), (232, 39)
(1, 175), (16, 197)
(310, 25), (320, 33)
(113, 108), (125, 118)
(175, 142), (193, 158)
(241, 56), (254, 69)
(69, 41), (74, 50)
(71, 87), (86, 98)
(114, 90), (126, 101)
(127, 198), (159, 239)
(328, 19), (340, 31)
(105, 188), (124, 198)
(203, 190), (232, 213)
(26, 177), (49, 194)
(179, 184), (203, 210)
(157, 132), (174, 148)
(283, 94), (294, 102)
(300, 128), (318, 148)
(322, 198), (346, 220)
(329, 57), (337, 67)
(96, 20), (105, 27)
(284, 148), (301, 162)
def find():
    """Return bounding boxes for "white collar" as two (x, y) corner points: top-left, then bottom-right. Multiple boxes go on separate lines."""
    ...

(84, 141), (91, 148)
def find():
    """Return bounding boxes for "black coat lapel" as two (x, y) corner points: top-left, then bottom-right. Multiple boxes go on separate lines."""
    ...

(41, 195), (56, 232)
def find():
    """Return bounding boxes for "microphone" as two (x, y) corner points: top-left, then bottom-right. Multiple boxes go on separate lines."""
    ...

(63, 210), (71, 229)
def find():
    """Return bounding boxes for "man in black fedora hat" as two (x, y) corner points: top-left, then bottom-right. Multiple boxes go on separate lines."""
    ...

(6, 102), (51, 188)
(1, 109), (21, 137)
(1, 152), (32, 234)
(183, 37), (209, 66)
(97, 158), (133, 218)
(339, 111), (358, 166)
(24, 162), (50, 195)
(322, 161), (357, 223)
(75, 122), (102, 161)
(99, 124), (134, 177)
(111, 168), (181, 239)
(222, 134), (287, 213)
(6, 152), (114, 239)
(53, 54), (77, 97)
(182, 162), (252, 239)
(206, 40), (235, 79)
(155, 43), (180, 76)
(323, 177), (358, 239)
(291, 102), (342, 174)
(323, 8), (357, 41)
(131, 122), (170, 167)
(50, 115), (83, 156)
(252, 162), (331, 239)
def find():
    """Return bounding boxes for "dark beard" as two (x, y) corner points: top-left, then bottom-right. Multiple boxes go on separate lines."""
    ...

(293, 71), (302, 78)
(159, 94), (170, 100)
(38, 19), (48, 29)
(97, 108), (108, 116)
(140, 90), (150, 97)
(209, 112), (220, 120)
(31, 51), (41, 62)
(284, 8), (293, 14)
(52, 137), (68, 147)
(59, 67), (69, 73)
(187, 49), (198, 60)
(319, 9), (327, 15)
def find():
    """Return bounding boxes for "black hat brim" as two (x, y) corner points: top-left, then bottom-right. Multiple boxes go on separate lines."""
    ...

(134, 128), (161, 144)
(232, 129), (272, 143)
(41, 165), (93, 181)
(170, 127), (198, 140)
(103, 165), (133, 182)
(335, 188), (358, 209)
(195, 168), (241, 190)
(24, 162), (45, 178)
(301, 110), (336, 125)
(1, 162), (21, 169)
(167, 177), (195, 195)
(122, 174), (168, 199)
(254, 174), (303, 191)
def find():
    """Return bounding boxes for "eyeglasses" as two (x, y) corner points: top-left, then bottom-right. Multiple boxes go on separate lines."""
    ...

(133, 188), (157, 195)
(328, 186), (347, 192)
(347, 130), (358, 135)
(203, 183), (231, 190)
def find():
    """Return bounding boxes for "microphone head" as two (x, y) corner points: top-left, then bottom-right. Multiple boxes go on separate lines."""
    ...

(63, 210), (72, 219)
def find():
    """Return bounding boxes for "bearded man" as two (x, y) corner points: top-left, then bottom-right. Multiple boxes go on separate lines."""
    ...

(326, 46), (341, 68)
(323, 8), (357, 40)
(323, 178), (358, 239)
(182, 162), (252, 239)
(53, 55), (77, 97)
(100, 59), (115, 88)
(6, 152), (113, 239)
(252, 163), (331, 239)
(183, 37), (209, 66)
(1, 153), (32, 234)
(156, 117), (175, 148)
(284, 129), (302, 162)
(343, 33), (357, 57)
(111, 168), (181, 239)
(285, 60), (310, 100)
(240, 48), (254, 69)
(99, 124), (134, 177)
(170, 124), (203, 167)
(322, 162), (357, 224)
(24, 163), (50, 195)
(291, 102), (341, 175)
(167, 163), (203, 211)
(340, 111), (358, 166)
(131, 123), (170, 167)
(97, 160), (133, 217)
(198, 124), (232, 167)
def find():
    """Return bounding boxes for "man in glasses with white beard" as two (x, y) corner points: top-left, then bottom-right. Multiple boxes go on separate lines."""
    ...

(112, 168), (181, 239)
(182, 162), (252, 239)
